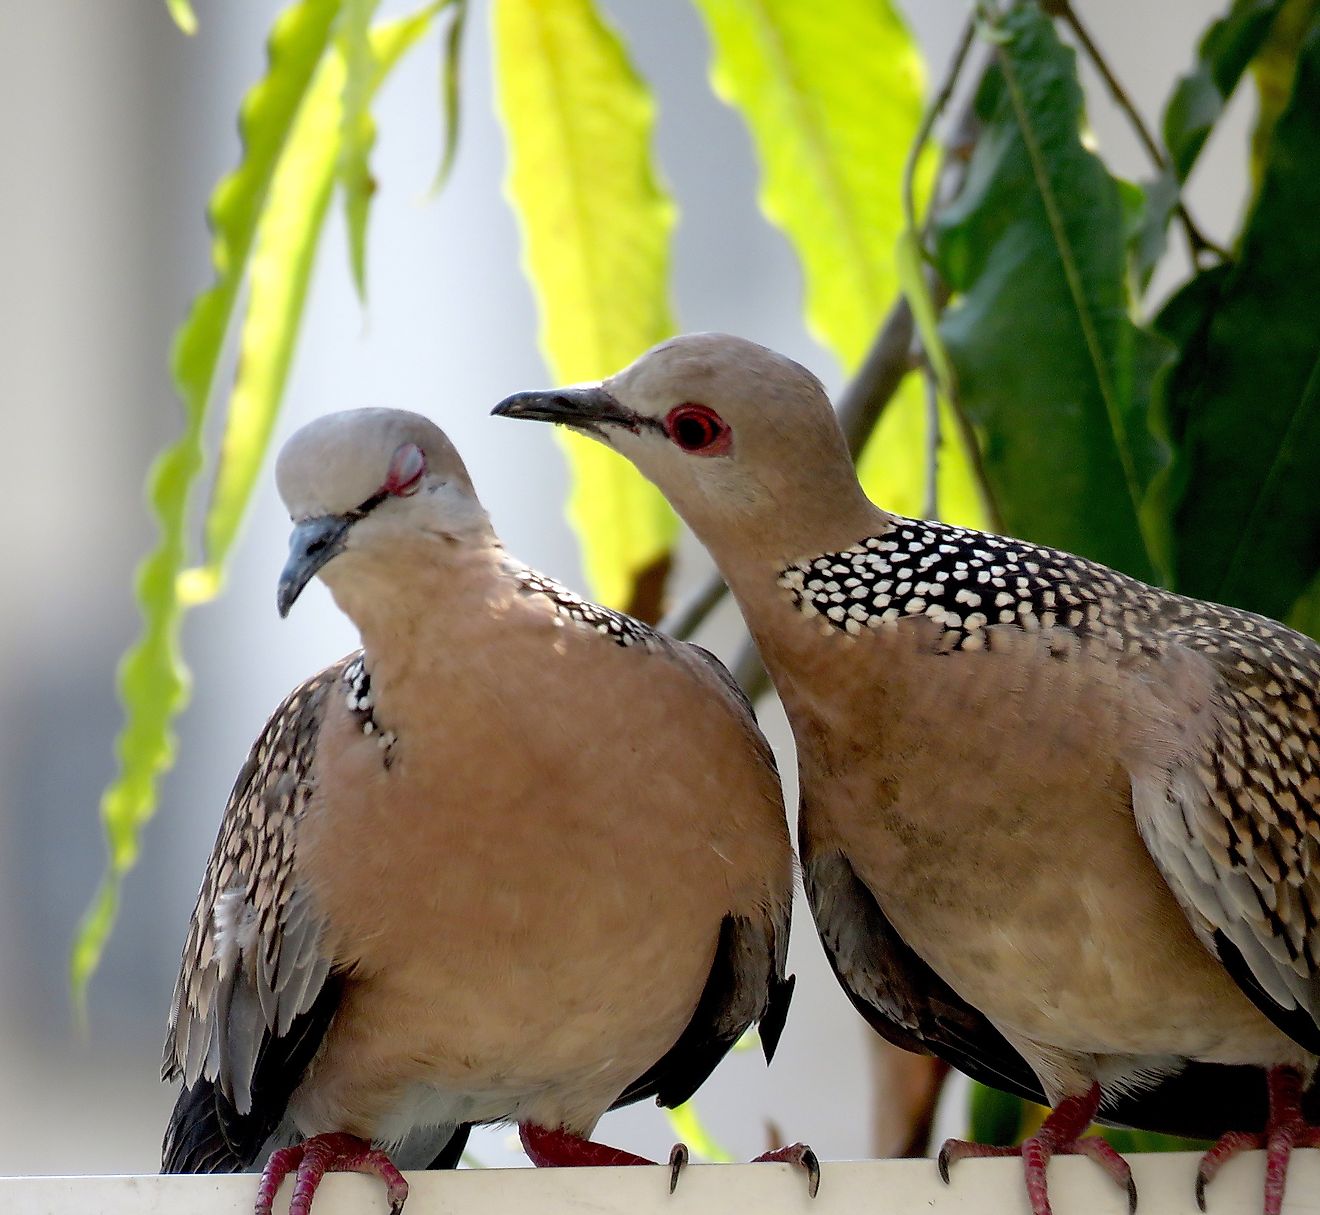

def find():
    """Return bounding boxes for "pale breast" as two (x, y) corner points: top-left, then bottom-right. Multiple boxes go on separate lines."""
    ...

(290, 605), (789, 1136)
(792, 614), (1291, 1067)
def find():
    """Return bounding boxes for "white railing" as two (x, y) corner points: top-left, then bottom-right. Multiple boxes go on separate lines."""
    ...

(7, 1152), (1320, 1215)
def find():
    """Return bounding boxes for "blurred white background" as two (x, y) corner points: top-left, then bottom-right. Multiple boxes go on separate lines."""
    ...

(0, 0), (1249, 1178)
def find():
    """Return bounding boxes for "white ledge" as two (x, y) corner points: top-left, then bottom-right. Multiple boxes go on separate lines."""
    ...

(6, 1152), (1319, 1215)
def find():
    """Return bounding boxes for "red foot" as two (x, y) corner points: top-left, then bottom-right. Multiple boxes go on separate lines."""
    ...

(520, 1123), (819, 1195)
(939, 1084), (1135, 1215)
(1197, 1066), (1320, 1215)
(519, 1121), (662, 1168)
(753, 1142), (821, 1197)
(255, 1132), (408, 1215)
(519, 1122), (688, 1190)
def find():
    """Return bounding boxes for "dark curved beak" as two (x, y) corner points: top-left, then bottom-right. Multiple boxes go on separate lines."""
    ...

(277, 515), (352, 618)
(492, 386), (643, 438)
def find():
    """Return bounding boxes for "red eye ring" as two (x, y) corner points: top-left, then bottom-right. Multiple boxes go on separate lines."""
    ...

(664, 404), (731, 456)
(384, 442), (426, 496)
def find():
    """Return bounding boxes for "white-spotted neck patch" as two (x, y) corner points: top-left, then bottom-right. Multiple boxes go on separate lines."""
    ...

(513, 567), (658, 651)
(343, 655), (397, 766)
(777, 518), (1169, 657)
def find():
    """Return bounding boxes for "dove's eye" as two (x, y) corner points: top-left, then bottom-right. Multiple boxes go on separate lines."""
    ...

(384, 443), (426, 496)
(665, 405), (731, 456)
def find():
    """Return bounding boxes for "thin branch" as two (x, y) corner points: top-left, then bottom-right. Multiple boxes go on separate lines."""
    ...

(1053, 0), (1165, 167)
(903, 13), (978, 241)
(840, 31), (986, 462)
(1052, 0), (1227, 263)
(948, 387), (1004, 533)
(922, 363), (941, 521)
(660, 569), (730, 640)
(835, 299), (917, 460)
(732, 633), (772, 704)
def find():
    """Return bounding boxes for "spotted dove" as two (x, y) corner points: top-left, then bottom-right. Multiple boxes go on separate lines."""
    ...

(160, 407), (800, 1214)
(495, 333), (1320, 1215)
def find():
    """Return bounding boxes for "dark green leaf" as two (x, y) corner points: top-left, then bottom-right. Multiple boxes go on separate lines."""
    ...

(933, 5), (1168, 580)
(968, 1082), (1026, 1147)
(1129, 169), (1180, 291)
(1098, 1127), (1210, 1154)
(1161, 25), (1320, 618)
(1164, 0), (1286, 181)
(1250, 0), (1320, 182)
(1287, 569), (1320, 641)
(968, 1084), (1206, 1152)
(1136, 0), (1287, 283)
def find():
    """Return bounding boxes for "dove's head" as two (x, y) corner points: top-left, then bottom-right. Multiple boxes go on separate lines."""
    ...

(275, 408), (491, 617)
(494, 333), (875, 560)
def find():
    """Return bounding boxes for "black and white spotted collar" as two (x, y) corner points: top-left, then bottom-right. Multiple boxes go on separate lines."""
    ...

(342, 655), (397, 765)
(511, 566), (658, 651)
(777, 517), (1155, 655)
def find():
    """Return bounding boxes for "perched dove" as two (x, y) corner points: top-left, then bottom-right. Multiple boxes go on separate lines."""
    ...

(495, 333), (1320, 1215)
(160, 407), (805, 1215)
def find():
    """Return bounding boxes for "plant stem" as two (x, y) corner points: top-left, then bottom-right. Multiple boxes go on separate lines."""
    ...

(836, 300), (917, 460)
(904, 13), (978, 241)
(923, 363), (941, 521)
(658, 569), (729, 639)
(1052, 0), (1227, 263)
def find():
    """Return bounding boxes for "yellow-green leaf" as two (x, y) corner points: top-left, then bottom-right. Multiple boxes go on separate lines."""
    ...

(338, 0), (382, 300)
(371, 2), (448, 86)
(74, 0), (344, 1007)
(871, 232), (985, 527)
(431, 0), (468, 194)
(202, 76), (344, 592)
(856, 376), (985, 527)
(166, 0), (198, 35)
(896, 229), (953, 399)
(196, 7), (439, 591)
(664, 1101), (733, 1163)
(75, 0), (441, 1006)
(691, 0), (924, 370)
(691, 1), (980, 527)
(494, 0), (677, 608)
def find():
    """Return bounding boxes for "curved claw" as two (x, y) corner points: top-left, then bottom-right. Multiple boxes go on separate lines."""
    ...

(667, 1143), (689, 1194)
(938, 1085), (1121, 1215)
(1196, 1129), (1264, 1212)
(1196, 1066), (1320, 1215)
(801, 1146), (822, 1199)
(753, 1141), (821, 1198)
(255, 1132), (407, 1215)
(1073, 1135), (1136, 1214)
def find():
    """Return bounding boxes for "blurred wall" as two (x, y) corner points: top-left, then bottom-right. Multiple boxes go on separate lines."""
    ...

(0, 0), (1248, 1176)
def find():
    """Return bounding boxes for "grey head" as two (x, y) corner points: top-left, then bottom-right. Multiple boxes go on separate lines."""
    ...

(274, 408), (488, 616)
(492, 334), (870, 552)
